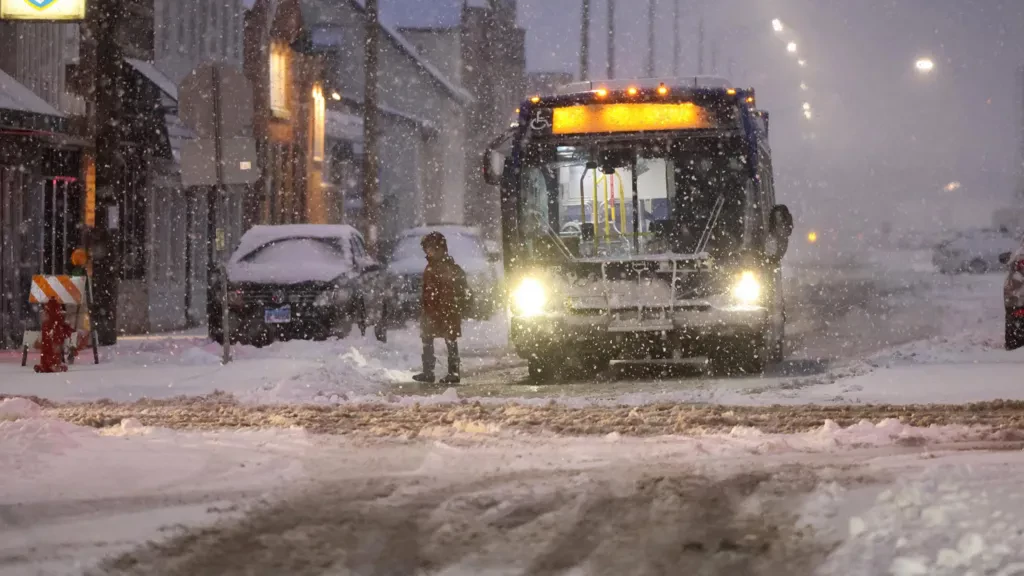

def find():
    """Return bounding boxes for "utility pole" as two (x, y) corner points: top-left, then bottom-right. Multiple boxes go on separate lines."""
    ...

(579, 0), (590, 80)
(672, 0), (680, 75)
(697, 9), (705, 75)
(89, 0), (126, 346)
(1017, 65), (1024, 202)
(606, 0), (615, 79)
(362, 0), (382, 256)
(646, 0), (656, 77)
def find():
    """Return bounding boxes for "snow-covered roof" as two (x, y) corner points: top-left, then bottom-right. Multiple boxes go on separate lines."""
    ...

(231, 224), (361, 262)
(397, 224), (482, 239)
(329, 91), (436, 133)
(0, 68), (63, 118)
(306, 0), (472, 105)
(126, 59), (179, 102)
(379, 0), (487, 29)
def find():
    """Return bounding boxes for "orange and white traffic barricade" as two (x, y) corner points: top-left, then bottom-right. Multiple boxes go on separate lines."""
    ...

(21, 274), (100, 367)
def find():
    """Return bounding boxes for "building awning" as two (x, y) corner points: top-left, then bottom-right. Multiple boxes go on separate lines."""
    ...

(0, 68), (67, 134)
(326, 109), (363, 142)
(125, 58), (179, 102)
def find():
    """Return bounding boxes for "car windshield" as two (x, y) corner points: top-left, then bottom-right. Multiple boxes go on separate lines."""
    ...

(520, 136), (751, 261)
(239, 237), (348, 266)
(391, 233), (486, 265)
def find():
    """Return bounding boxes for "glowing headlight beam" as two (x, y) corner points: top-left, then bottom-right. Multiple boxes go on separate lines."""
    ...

(732, 271), (762, 305)
(511, 277), (547, 317)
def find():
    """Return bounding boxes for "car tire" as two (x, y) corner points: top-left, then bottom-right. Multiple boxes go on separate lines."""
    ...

(1007, 313), (1024, 351)
(578, 354), (612, 376)
(772, 321), (786, 363)
(709, 334), (769, 376)
(333, 320), (353, 340)
(527, 354), (557, 382)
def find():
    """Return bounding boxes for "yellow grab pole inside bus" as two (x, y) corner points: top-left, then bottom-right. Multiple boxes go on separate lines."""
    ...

(592, 168), (599, 248)
(617, 172), (627, 236)
(603, 175), (610, 243)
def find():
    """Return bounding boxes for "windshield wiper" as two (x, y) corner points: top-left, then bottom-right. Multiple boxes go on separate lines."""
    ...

(529, 210), (574, 261)
(695, 194), (725, 256)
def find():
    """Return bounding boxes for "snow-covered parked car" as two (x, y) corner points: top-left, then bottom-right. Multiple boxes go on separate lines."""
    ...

(387, 225), (501, 322)
(209, 225), (391, 347)
(932, 229), (1020, 274)
(1000, 239), (1024, 350)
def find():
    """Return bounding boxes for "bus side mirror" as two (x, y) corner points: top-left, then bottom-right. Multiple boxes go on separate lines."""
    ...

(770, 205), (794, 239)
(767, 205), (793, 262)
(483, 150), (505, 186)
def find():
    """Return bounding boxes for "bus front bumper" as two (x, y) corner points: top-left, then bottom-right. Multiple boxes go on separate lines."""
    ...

(510, 307), (769, 358)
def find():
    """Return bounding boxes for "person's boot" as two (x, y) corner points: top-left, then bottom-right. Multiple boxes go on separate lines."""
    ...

(440, 346), (460, 384)
(413, 372), (435, 383)
(414, 343), (435, 383)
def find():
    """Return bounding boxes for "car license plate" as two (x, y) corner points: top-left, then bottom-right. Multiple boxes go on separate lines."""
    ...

(264, 306), (291, 324)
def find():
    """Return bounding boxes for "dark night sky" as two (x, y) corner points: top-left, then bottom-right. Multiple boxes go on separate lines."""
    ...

(515, 0), (1024, 232)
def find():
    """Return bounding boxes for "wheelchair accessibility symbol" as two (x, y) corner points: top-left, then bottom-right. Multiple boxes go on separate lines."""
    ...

(529, 109), (551, 131)
(25, 0), (59, 8)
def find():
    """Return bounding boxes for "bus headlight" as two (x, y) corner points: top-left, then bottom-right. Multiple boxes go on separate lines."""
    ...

(731, 271), (762, 305)
(510, 277), (547, 318)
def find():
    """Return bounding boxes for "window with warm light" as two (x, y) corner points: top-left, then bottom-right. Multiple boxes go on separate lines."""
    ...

(312, 84), (326, 162)
(269, 42), (289, 117)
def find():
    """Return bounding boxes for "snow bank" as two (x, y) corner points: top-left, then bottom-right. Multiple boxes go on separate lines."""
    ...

(815, 452), (1024, 575)
(0, 397), (43, 420)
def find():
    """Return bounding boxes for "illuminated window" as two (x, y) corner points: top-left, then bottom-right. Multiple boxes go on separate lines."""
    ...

(269, 42), (289, 118)
(312, 84), (326, 162)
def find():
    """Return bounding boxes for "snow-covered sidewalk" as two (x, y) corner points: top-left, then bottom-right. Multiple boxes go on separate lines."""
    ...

(0, 317), (514, 405)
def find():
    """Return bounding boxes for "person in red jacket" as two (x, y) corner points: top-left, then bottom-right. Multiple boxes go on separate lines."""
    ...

(413, 232), (470, 384)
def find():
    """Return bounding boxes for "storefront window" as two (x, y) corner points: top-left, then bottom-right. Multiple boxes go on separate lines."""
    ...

(269, 42), (289, 118)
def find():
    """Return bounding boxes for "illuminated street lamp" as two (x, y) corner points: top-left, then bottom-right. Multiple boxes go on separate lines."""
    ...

(797, 59), (807, 67)
(800, 82), (808, 91)
(915, 57), (935, 73)
(802, 102), (811, 111)
(772, 18), (784, 33)
(787, 41), (798, 53)
(803, 109), (813, 120)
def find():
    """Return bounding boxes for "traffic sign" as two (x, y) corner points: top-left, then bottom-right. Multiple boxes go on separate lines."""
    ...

(180, 138), (258, 187)
(179, 63), (254, 139)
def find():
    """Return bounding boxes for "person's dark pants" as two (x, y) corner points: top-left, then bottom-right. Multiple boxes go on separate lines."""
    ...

(422, 336), (459, 377)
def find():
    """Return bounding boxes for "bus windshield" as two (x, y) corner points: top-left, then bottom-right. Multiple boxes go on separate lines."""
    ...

(519, 136), (752, 261)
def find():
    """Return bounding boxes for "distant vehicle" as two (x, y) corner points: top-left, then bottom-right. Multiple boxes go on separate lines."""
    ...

(209, 225), (390, 347)
(932, 229), (1020, 274)
(999, 241), (1024, 350)
(483, 77), (794, 380)
(388, 225), (502, 322)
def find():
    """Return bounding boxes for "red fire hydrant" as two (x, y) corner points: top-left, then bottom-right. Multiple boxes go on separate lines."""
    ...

(35, 300), (74, 373)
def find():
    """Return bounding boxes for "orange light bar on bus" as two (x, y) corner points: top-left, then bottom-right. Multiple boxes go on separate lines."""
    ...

(595, 88), (608, 98)
(627, 86), (639, 96)
(657, 84), (669, 95)
(530, 96), (541, 103)
(551, 102), (712, 135)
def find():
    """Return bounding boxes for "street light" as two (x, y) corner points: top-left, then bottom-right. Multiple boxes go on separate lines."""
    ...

(787, 41), (798, 53)
(772, 18), (784, 33)
(804, 109), (813, 120)
(802, 102), (811, 111)
(797, 59), (807, 67)
(915, 57), (935, 73)
(800, 82), (808, 91)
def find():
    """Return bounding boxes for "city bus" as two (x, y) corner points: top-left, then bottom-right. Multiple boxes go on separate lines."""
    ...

(483, 77), (794, 380)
